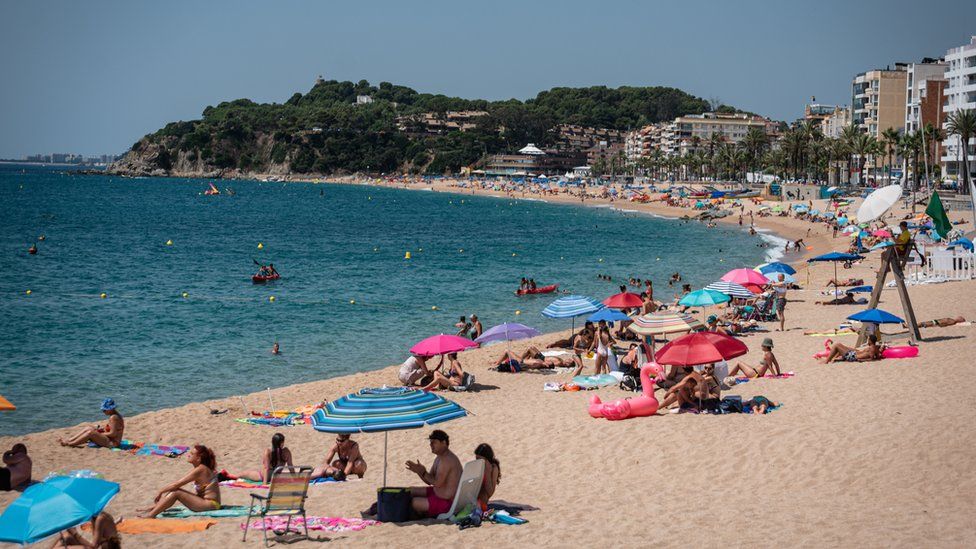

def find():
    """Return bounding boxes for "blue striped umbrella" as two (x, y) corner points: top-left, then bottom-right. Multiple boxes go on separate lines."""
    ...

(312, 387), (467, 485)
(541, 295), (604, 318)
(703, 281), (754, 299)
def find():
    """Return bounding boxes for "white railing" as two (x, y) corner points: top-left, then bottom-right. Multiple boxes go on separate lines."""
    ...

(921, 247), (976, 280)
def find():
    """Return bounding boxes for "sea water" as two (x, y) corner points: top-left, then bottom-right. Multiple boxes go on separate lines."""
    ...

(0, 164), (773, 435)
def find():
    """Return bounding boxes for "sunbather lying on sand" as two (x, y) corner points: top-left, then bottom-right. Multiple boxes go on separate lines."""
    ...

(818, 334), (883, 363)
(917, 316), (966, 327)
(58, 399), (124, 449)
(729, 338), (781, 378)
(745, 396), (778, 414)
(826, 278), (863, 287)
(494, 350), (551, 370)
(815, 293), (858, 305)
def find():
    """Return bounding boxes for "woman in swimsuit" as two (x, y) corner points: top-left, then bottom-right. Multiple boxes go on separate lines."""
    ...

(58, 398), (124, 449)
(588, 321), (615, 375)
(659, 364), (720, 410)
(423, 353), (466, 391)
(728, 338), (781, 378)
(474, 443), (501, 513)
(50, 511), (120, 549)
(236, 432), (293, 482)
(819, 334), (883, 364)
(312, 433), (367, 480)
(137, 445), (220, 518)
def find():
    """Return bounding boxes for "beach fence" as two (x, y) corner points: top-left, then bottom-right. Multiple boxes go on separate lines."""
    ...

(918, 246), (976, 280)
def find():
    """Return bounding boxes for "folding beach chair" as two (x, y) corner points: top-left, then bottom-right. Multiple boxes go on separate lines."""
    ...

(242, 465), (313, 547)
(437, 459), (486, 521)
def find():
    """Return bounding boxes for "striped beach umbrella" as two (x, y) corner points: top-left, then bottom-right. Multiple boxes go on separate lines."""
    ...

(628, 311), (704, 336)
(703, 281), (755, 299)
(311, 387), (467, 485)
(541, 295), (604, 318)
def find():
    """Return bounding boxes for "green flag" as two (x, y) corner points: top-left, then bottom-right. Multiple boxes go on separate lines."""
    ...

(925, 191), (952, 239)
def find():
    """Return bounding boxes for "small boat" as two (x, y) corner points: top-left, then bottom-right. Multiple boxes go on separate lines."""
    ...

(204, 183), (220, 196)
(252, 273), (280, 284)
(515, 284), (558, 296)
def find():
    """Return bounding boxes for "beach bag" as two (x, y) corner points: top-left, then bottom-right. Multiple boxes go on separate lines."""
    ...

(619, 375), (641, 392)
(377, 487), (413, 522)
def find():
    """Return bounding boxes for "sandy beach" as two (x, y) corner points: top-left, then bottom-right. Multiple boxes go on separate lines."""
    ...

(3, 182), (976, 548)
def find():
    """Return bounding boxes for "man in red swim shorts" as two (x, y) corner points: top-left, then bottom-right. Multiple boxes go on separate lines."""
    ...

(406, 430), (461, 518)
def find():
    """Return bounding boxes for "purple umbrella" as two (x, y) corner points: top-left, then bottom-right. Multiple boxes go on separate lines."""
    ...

(475, 322), (542, 345)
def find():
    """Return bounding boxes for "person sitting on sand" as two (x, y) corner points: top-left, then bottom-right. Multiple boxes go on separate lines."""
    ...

(50, 512), (120, 549)
(819, 334), (883, 363)
(728, 338), (781, 378)
(704, 315), (730, 335)
(918, 316), (966, 328)
(1, 443), (31, 491)
(816, 293), (858, 305)
(474, 443), (501, 513)
(745, 395), (778, 414)
(423, 353), (466, 391)
(137, 445), (220, 518)
(619, 343), (640, 375)
(235, 433), (292, 483)
(399, 354), (432, 387)
(826, 278), (864, 287)
(406, 430), (461, 519)
(313, 433), (367, 480)
(655, 365), (692, 392)
(58, 398), (124, 449)
(659, 364), (721, 411)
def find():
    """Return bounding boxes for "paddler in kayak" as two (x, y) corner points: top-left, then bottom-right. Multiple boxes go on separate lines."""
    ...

(28, 244), (37, 255)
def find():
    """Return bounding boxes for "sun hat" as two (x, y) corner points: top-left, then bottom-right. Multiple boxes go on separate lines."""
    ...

(706, 315), (717, 324)
(100, 398), (117, 412)
(761, 337), (774, 348)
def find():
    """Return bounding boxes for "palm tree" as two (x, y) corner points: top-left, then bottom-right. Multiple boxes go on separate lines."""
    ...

(742, 126), (768, 181)
(849, 133), (878, 186)
(841, 124), (861, 184)
(946, 109), (976, 195)
(881, 127), (900, 183)
(897, 131), (922, 192)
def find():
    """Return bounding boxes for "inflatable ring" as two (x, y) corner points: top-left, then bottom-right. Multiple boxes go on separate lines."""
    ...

(882, 346), (919, 359)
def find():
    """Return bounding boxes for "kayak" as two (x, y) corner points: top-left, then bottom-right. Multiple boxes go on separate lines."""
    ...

(252, 273), (280, 284)
(515, 284), (558, 296)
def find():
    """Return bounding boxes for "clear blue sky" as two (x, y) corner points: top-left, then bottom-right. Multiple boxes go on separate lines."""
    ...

(1, 0), (974, 157)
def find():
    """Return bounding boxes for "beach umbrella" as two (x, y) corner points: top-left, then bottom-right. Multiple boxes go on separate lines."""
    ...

(721, 268), (769, 286)
(679, 289), (731, 307)
(756, 262), (797, 275)
(474, 322), (541, 345)
(872, 229), (892, 238)
(587, 308), (631, 323)
(847, 308), (904, 325)
(848, 285), (873, 293)
(764, 271), (796, 284)
(808, 252), (864, 287)
(409, 334), (479, 357)
(542, 295), (603, 331)
(810, 209), (821, 216)
(654, 332), (749, 366)
(870, 241), (893, 251)
(824, 212), (836, 219)
(948, 237), (974, 252)
(703, 281), (754, 299)
(628, 311), (704, 336)
(0, 477), (119, 545)
(311, 387), (467, 486)
(837, 216), (849, 226)
(602, 291), (644, 309)
(743, 283), (764, 294)
(856, 184), (902, 223)
(0, 394), (14, 411)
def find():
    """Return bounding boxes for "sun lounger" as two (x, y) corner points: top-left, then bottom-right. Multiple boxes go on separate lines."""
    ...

(438, 459), (486, 521)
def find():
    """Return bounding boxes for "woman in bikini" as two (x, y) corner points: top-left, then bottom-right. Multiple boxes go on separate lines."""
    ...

(312, 433), (367, 480)
(58, 398), (124, 449)
(588, 320), (615, 375)
(659, 364), (721, 411)
(50, 511), (120, 549)
(474, 443), (501, 513)
(137, 445), (220, 517)
(423, 353), (466, 391)
(728, 338), (781, 378)
(236, 432), (293, 482)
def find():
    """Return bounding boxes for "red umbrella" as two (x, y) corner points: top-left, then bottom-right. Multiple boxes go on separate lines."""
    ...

(654, 332), (748, 366)
(743, 283), (764, 295)
(603, 292), (644, 309)
(409, 334), (479, 357)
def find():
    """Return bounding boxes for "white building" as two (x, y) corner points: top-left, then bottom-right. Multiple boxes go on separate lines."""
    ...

(941, 36), (976, 184)
(821, 106), (852, 139)
(355, 95), (374, 105)
(905, 59), (946, 134)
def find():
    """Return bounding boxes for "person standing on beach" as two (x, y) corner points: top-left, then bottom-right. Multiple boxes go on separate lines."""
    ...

(469, 314), (483, 339)
(406, 430), (461, 518)
(588, 320), (615, 375)
(771, 273), (788, 331)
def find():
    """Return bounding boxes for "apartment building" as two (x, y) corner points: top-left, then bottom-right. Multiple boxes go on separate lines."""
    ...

(852, 65), (908, 138)
(941, 36), (976, 184)
(821, 106), (852, 139)
(905, 59), (947, 134)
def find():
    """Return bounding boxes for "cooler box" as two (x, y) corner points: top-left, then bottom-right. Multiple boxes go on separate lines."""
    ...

(377, 487), (412, 522)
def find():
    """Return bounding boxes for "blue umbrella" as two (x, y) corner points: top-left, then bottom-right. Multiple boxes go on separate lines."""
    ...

(808, 252), (864, 287)
(948, 238), (974, 252)
(837, 216), (848, 226)
(847, 308), (904, 324)
(679, 289), (731, 307)
(0, 477), (119, 545)
(848, 285), (873, 293)
(758, 262), (797, 275)
(587, 308), (631, 323)
(475, 322), (541, 345)
(541, 294), (604, 331)
(311, 387), (467, 485)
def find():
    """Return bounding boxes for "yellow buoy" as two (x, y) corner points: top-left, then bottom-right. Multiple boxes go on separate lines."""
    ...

(350, 299), (356, 304)
(100, 293), (107, 299)
(269, 296), (276, 302)
(257, 243), (264, 249)
(515, 310), (521, 315)
(431, 306), (438, 311)
(512, 253), (517, 257)
(404, 251), (411, 259)
(656, 257), (661, 261)
(25, 289), (31, 295)
(182, 292), (189, 298)
(166, 239), (173, 246)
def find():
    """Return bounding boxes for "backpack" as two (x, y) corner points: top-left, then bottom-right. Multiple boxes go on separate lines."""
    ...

(619, 375), (641, 392)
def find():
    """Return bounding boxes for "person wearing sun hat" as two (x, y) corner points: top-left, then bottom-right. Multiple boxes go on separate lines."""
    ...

(57, 398), (125, 449)
(728, 337), (781, 379)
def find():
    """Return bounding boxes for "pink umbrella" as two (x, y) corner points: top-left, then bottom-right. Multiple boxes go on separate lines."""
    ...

(872, 229), (892, 238)
(409, 334), (479, 357)
(720, 268), (769, 286)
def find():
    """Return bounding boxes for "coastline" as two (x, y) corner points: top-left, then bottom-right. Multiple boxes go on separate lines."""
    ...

(5, 176), (976, 547)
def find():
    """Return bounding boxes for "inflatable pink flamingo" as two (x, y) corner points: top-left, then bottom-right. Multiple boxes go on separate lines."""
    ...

(812, 339), (833, 359)
(588, 363), (664, 420)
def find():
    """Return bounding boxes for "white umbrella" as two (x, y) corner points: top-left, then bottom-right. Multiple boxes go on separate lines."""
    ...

(856, 185), (902, 223)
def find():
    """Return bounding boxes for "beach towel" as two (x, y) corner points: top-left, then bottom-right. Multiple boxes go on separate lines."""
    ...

(220, 477), (345, 489)
(85, 518), (216, 534)
(159, 505), (256, 519)
(571, 374), (618, 388)
(734, 372), (795, 383)
(87, 440), (189, 458)
(806, 330), (856, 337)
(240, 516), (378, 533)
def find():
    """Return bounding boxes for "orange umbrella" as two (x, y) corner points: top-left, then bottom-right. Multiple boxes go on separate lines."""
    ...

(0, 394), (15, 411)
